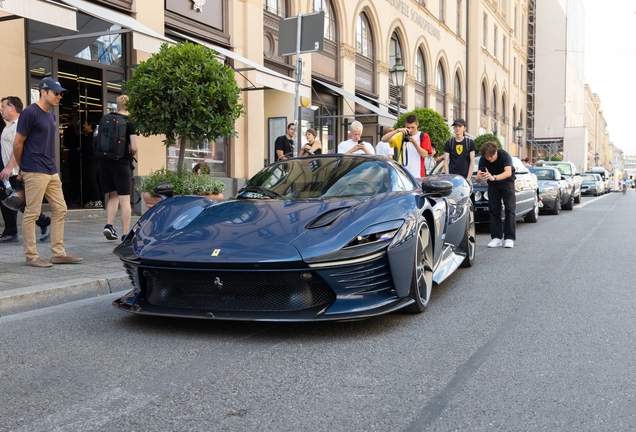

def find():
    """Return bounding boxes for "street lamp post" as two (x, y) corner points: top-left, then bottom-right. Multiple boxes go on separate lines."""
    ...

(514, 121), (523, 158)
(389, 54), (407, 120)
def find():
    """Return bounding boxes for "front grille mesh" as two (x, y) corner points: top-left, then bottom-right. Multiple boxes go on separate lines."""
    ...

(143, 268), (335, 312)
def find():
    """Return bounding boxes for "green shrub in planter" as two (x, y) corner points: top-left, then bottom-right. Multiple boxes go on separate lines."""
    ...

(136, 167), (224, 196)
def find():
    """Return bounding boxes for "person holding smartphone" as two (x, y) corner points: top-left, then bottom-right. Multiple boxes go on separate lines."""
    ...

(337, 121), (375, 155)
(475, 141), (516, 249)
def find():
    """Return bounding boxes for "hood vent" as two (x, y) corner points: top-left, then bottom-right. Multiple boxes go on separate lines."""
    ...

(305, 207), (350, 229)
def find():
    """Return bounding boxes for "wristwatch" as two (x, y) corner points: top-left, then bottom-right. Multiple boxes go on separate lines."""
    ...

(493, 175), (497, 181)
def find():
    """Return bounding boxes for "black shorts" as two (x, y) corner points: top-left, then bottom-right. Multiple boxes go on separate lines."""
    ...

(98, 159), (132, 196)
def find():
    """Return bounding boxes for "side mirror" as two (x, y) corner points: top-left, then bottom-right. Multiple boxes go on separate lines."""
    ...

(152, 182), (174, 199)
(420, 178), (453, 197)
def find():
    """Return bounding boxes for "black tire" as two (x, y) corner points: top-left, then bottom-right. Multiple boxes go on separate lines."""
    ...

(574, 191), (581, 203)
(562, 193), (574, 210)
(550, 192), (562, 215)
(524, 194), (539, 223)
(459, 202), (475, 267)
(404, 224), (434, 313)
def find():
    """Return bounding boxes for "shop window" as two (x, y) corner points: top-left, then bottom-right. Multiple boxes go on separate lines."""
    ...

(167, 137), (228, 177)
(29, 15), (124, 68)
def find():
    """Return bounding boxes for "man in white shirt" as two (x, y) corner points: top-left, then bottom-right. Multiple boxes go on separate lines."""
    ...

(337, 121), (375, 155)
(375, 126), (393, 159)
(0, 96), (51, 243)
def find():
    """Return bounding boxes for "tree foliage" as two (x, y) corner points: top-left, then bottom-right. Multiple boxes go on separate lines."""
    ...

(474, 133), (502, 153)
(394, 108), (452, 154)
(126, 41), (243, 170)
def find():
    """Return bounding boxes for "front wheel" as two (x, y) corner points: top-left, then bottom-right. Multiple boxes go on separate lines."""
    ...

(459, 202), (475, 267)
(524, 193), (539, 223)
(550, 192), (562, 215)
(404, 224), (434, 313)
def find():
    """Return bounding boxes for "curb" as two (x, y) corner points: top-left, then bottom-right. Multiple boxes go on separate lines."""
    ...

(0, 272), (132, 316)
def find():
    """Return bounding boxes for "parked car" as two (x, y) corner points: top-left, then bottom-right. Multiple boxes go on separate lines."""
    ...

(432, 155), (540, 225)
(113, 154), (476, 321)
(534, 160), (582, 203)
(587, 167), (612, 193)
(529, 166), (571, 214)
(580, 173), (604, 196)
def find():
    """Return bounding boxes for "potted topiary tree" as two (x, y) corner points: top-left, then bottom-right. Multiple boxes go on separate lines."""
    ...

(125, 41), (242, 206)
(474, 133), (502, 153)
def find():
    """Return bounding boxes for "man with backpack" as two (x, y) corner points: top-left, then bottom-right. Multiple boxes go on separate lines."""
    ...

(94, 95), (138, 241)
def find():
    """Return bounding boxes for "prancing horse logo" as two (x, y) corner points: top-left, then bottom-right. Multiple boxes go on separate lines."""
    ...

(455, 144), (464, 155)
(214, 277), (223, 289)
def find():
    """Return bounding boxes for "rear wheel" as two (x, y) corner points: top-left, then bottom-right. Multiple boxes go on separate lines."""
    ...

(574, 190), (581, 203)
(562, 193), (574, 210)
(459, 202), (475, 267)
(404, 224), (434, 313)
(524, 193), (539, 223)
(550, 192), (562, 215)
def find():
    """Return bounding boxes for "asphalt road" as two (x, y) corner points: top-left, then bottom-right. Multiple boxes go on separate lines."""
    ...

(1, 192), (635, 432)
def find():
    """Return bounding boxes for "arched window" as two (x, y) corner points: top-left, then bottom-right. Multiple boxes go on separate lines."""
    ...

(356, 14), (373, 58)
(415, 48), (427, 107)
(492, 88), (497, 120)
(263, 0), (285, 17)
(355, 12), (375, 93)
(453, 72), (461, 120)
(389, 33), (405, 105)
(512, 106), (516, 129)
(481, 82), (487, 115)
(313, 0), (335, 41)
(436, 62), (446, 118)
(501, 93), (507, 124)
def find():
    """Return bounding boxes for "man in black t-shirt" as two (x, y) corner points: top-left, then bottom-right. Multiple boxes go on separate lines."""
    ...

(275, 123), (295, 161)
(475, 141), (516, 249)
(443, 118), (475, 179)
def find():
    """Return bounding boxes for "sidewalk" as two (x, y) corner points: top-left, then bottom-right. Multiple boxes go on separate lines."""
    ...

(0, 209), (138, 316)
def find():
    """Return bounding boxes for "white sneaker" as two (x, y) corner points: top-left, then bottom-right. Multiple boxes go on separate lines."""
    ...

(504, 239), (514, 248)
(487, 238), (503, 248)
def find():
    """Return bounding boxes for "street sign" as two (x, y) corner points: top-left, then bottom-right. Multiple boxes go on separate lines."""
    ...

(278, 11), (325, 57)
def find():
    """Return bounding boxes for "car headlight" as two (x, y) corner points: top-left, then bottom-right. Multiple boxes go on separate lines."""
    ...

(474, 191), (483, 201)
(344, 220), (403, 248)
(483, 191), (489, 200)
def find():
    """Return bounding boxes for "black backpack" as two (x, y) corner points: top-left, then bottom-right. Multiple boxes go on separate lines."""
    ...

(93, 113), (128, 161)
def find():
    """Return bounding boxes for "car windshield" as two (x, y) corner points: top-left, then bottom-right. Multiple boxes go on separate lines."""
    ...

(581, 174), (597, 181)
(238, 155), (417, 199)
(542, 163), (572, 176)
(530, 169), (555, 180)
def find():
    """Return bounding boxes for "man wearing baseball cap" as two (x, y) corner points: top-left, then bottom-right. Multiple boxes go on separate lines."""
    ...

(0, 77), (83, 267)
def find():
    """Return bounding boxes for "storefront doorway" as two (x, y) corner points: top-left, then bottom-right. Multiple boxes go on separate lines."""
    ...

(28, 13), (127, 208)
(58, 61), (103, 207)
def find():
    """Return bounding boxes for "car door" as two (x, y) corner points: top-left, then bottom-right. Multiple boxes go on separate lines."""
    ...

(512, 157), (536, 216)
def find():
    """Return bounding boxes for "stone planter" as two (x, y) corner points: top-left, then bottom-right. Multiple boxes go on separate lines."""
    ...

(142, 192), (162, 208)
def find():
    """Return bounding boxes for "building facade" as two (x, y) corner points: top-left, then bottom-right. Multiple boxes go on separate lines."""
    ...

(584, 85), (610, 171)
(532, 0), (586, 170)
(1, 0), (531, 212)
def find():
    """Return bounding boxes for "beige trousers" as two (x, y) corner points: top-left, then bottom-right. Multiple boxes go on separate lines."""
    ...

(21, 172), (67, 260)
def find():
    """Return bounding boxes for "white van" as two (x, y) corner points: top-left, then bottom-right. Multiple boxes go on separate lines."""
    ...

(587, 167), (611, 193)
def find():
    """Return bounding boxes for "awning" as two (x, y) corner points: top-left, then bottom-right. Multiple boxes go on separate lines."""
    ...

(0, 0), (77, 31)
(169, 30), (311, 98)
(59, 0), (174, 53)
(313, 79), (396, 127)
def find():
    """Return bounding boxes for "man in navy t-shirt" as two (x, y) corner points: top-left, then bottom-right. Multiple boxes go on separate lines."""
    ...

(475, 141), (516, 249)
(8, 78), (83, 267)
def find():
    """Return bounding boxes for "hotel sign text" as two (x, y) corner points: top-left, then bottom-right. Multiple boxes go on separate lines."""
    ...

(385, 0), (442, 40)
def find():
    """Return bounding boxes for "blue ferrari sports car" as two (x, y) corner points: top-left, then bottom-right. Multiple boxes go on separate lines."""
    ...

(113, 154), (475, 321)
